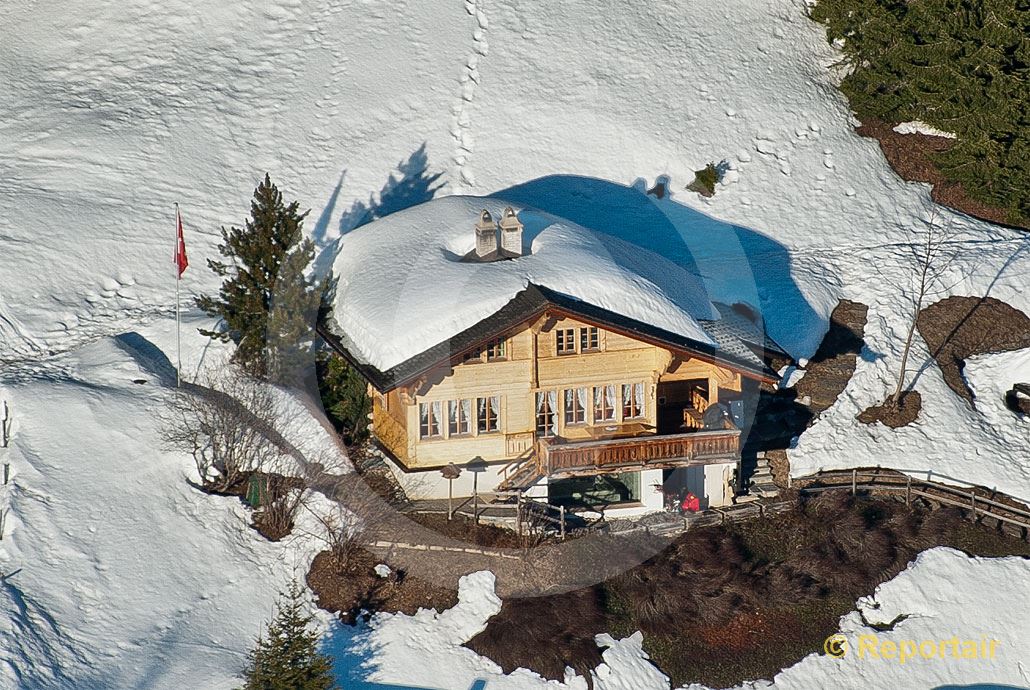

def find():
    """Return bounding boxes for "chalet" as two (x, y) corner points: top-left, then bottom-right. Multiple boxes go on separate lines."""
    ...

(321, 196), (786, 514)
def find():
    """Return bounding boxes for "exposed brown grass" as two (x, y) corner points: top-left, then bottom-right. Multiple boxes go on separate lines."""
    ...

(855, 118), (1029, 231)
(466, 492), (1030, 688)
(858, 390), (922, 428)
(307, 547), (458, 624)
(917, 296), (1030, 406)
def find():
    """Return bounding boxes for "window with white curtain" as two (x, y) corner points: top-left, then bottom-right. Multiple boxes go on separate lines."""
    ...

(536, 390), (557, 437)
(563, 387), (587, 425)
(593, 384), (616, 422)
(477, 395), (500, 433)
(448, 399), (473, 435)
(622, 382), (645, 419)
(419, 401), (442, 438)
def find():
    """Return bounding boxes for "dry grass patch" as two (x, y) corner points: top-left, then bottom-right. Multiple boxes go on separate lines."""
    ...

(466, 492), (1030, 688)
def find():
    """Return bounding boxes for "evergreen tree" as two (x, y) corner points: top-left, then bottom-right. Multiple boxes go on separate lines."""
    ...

(197, 174), (320, 380)
(316, 351), (371, 445)
(810, 0), (1030, 225)
(240, 580), (336, 690)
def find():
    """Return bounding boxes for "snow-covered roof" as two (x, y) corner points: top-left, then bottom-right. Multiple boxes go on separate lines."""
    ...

(327, 195), (774, 380)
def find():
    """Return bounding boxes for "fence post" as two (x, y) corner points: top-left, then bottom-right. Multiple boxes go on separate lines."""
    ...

(0, 510), (5, 541)
(905, 476), (911, 506)
(970, 492), (977, 523)
(851, 468), (857, 496)
(2, 463), (8, 486)
(1, 401), (8, 448)
(559, 505), (566, 540)
(516, 491), (523, 538)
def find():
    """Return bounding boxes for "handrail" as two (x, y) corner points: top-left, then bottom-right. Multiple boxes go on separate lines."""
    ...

(798, 468), (1030, 531)
(539, 429), (740, 476)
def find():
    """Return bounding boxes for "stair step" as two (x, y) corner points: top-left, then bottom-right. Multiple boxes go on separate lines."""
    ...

(751, 483), (780, 498)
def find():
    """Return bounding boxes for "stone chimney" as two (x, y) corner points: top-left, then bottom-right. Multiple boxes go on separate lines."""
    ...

(474, 209), (497, 258)
(498, 206), (523, 257)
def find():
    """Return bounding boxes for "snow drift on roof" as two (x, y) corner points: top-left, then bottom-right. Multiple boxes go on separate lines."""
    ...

(329, 195), (721, 371)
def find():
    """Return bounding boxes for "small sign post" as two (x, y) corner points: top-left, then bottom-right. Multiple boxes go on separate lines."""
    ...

(441, 463), (462, 521)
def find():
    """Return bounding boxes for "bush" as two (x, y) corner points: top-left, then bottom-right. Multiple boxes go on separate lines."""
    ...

(688, 162), (721, 197)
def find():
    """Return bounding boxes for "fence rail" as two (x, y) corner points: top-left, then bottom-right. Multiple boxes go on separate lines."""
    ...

(540, 428), (740, 476)
(797, 468), (1030, 533)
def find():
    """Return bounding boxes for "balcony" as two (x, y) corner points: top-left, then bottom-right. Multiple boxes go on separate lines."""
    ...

(537, 428), (740, 477)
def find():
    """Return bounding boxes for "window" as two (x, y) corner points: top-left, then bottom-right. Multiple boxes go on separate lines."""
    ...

(564, 387), (587, 425)
(536, 391), (557, 437)
(477, 396), (500, 433)
(580, 326), (600, 352)
(419, 401), (442, 439)
(556, 328), (576, 355)
(462, 346), (482, 364)
(549, 471), (642, 508)
(485, 338), (507, 361)
(448, 399), (472, 436)
(622, 382), (645, 419)
(593, 385), (617, 422)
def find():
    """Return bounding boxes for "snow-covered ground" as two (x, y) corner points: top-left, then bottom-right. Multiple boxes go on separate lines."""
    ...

(3, 0), (1030, 687)
(330, 549), (1030, 690)
(0, 317), (340, 688)
(892, 121), (958, 139)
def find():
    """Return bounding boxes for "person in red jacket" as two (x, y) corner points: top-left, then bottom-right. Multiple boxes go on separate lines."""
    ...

(680, 491), (700, 513)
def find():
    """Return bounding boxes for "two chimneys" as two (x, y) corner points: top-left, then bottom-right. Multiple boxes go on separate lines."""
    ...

(475, 207), (523, 260)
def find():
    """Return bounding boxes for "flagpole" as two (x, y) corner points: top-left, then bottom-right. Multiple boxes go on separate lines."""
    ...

(175, 203), (181, 388)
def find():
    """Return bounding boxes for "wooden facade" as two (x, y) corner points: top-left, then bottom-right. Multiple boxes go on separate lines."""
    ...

(369, 311), (753, 479)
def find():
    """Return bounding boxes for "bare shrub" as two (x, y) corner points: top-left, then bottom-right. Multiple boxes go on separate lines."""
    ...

(251, 474), (306, 541)
(161, 368), (292, 493)
(300, 474), (396, 564)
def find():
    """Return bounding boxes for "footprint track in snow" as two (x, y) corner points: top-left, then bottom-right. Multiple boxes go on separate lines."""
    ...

(451, 0), (490, 190)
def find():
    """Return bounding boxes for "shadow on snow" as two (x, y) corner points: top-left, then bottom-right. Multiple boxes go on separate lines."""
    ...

(493, 174), (824, 359)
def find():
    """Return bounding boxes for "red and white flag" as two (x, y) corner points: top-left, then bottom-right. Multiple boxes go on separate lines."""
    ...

(174, 206), (189, 278)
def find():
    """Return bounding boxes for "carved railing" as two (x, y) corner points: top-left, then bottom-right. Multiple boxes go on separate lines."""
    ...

(505, 431), (535, 457)
(690, 387), (710, 414)
(539, 429), (740, 476)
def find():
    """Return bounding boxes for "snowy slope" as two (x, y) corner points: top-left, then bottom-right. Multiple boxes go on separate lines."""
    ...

(2, 0), (1030, 687)
(0, 315), (349, 688)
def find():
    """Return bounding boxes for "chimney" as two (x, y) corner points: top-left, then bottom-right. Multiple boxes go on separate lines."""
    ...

(475, 209), (497, 258)
(498, 206), (523, 257)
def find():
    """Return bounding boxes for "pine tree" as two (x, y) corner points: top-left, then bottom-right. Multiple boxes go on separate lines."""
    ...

(810, 0), (1030, 225)
(316, 351), (371, 445)
(240, 580), (336, 690)
(197, 174), (320, 380)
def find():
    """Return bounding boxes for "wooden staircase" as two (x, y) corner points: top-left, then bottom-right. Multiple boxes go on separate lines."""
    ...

(496, 452), (543, 492)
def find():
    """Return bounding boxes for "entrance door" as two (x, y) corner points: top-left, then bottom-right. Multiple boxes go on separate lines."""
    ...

(656, 379), (709, 433)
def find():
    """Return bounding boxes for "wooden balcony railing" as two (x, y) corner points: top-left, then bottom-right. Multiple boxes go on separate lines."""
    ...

(538, 428), (740, 477)
(505, 431), (535, 457)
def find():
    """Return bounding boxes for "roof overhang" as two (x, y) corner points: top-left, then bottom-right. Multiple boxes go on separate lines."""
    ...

(319, 283), (780, 393)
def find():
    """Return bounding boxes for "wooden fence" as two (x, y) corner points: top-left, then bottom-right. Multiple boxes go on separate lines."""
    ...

(797, 468), (1030, 534)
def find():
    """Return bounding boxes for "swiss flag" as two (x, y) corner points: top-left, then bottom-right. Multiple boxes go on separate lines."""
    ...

(174, 206), (189, 278)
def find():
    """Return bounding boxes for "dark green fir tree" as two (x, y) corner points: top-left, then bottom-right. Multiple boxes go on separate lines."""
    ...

(316, 350), (371, 445)
(197, 174), (320, 380)
(240, 580), (336, 690)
